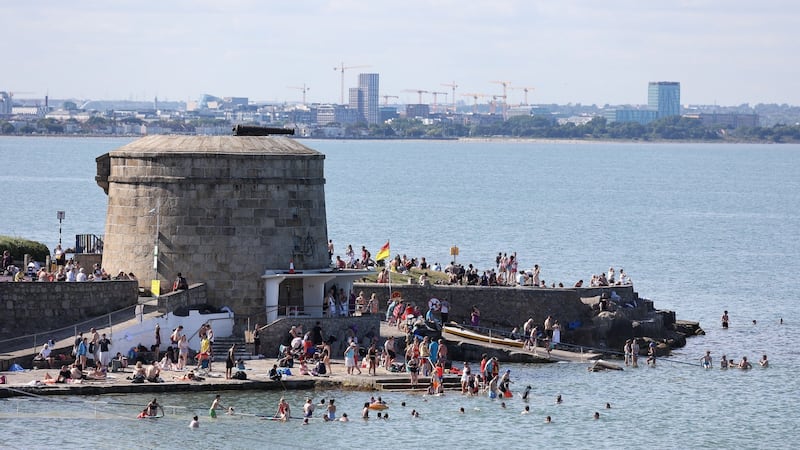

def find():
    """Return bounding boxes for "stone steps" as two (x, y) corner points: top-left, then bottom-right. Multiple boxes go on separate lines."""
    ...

(374, 375), (461, 391)
(210, 336), (252, 361)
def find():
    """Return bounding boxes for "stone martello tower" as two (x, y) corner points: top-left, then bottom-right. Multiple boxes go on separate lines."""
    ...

(95, 135), (329, 318)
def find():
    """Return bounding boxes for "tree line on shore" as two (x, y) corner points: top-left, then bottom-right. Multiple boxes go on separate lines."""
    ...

(3, 115), (800, 142)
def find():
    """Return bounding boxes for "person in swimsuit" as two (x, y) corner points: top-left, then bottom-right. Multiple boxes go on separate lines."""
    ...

(367, 342), (378, 376)
(209, 394), (224, 418)
(276, 397), (291, 420)
(700, 350), (712, 368)
(407, 356), (419, 387)
(303, 397), (315, 418)
(325, 399), (336, 421)
(721, 310), (729, 328)
(738, 356), (752, 369)
(146, 398), (164, 417)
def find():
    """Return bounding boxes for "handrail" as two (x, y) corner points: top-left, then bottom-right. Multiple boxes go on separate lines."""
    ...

(183, 315), (234, 343)
(0, 301), (159, 356)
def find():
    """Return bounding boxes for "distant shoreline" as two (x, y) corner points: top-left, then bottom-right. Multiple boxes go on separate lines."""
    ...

(0, 134), (794, 144)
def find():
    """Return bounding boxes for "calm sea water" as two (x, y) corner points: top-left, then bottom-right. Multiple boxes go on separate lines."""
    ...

(1, 136), (799, 448)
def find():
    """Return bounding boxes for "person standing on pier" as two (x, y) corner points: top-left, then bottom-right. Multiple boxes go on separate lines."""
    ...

(98, 333), (112, 368)
(252, 323), (261, 356)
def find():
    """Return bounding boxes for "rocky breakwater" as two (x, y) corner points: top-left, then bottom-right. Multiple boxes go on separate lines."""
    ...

(583, 290), (704, 357)
(356, 283), (702, 359)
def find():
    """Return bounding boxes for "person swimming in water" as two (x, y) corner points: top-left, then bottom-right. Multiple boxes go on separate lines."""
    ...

(700, 350), (712, 368)
(521, 385), (532, 401)
(209, 394), (224, 418)
(146, 398), (164, 417)
(738, 356), (752, 370)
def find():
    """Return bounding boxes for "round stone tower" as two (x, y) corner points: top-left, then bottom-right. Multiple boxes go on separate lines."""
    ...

(96, 135), (329, 318)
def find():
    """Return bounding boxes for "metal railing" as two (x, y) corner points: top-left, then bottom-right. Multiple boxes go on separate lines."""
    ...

(74, 234), (104, 254)
(0, 302), (159, 356)
(183, 314), (235, 344)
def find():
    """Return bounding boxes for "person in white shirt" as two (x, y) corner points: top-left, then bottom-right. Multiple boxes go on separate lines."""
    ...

(37, 343), (54, 368)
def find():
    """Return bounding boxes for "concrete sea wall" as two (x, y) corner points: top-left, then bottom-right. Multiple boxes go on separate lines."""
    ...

(0, 280), (139, 340)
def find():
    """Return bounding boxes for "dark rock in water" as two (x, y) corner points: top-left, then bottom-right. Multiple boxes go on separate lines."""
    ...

(639, 337), (670, 356)
(592, 312), (633, 349)
(673, 320), (702, 336)
(664, 331), (686, 349)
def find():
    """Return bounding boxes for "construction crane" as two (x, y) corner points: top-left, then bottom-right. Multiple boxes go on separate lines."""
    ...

(461, 93), (487, 114)
(6, 91), (35, 100)
(381, 95), (399, 105)
(441, 81), (458, 113)
(402, 89), (429, 104)
(430, 91), (448, 114)
(510, 86), (536, 106)
(287, 84), (310, 105)
(333, 62), (370, 104)
(490, 81), (511, 119)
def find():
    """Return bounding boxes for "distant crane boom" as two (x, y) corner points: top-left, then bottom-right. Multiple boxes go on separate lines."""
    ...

(441, 81), (458, 113)
(510, 86), (536, 105)
(461, 93), (487, 114)
(402, 89), (429, 104)
(490, 81), (511, 119)
(430, 91), (448, 114)
(287, 84), (311, 105)
(333, 62), (370, 104)
(382, 95), (399, 105)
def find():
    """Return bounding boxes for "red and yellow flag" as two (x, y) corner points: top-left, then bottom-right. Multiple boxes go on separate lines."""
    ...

(375, 241), (390, 261)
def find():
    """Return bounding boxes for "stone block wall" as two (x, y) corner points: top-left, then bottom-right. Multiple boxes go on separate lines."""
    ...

(157, 283), (208, 313)
(0, 281), (139, 339)
(353, 284), (640, 340)
(98, 136), (331, 322)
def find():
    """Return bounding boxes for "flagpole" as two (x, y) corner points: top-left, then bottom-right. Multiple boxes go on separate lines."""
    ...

(386, 240), (392, 302)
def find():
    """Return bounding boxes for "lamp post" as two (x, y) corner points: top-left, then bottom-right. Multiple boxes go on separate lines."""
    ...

(149, 199), (161, 296)
(57, 210), (65, 246)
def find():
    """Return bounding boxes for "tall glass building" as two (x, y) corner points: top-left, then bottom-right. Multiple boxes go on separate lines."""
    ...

(358, 73), (380, 125)
(648, 82), (681, 119)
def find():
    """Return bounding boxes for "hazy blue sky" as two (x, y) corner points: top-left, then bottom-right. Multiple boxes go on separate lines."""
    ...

(3, 0), (798, 106)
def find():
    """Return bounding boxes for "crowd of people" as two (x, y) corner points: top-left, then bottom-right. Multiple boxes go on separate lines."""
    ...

(1, 247), (136, 283)
(326, 241), (637, 292)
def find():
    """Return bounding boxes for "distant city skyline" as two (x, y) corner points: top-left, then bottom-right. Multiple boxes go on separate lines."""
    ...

(3, 1), (799, 106)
